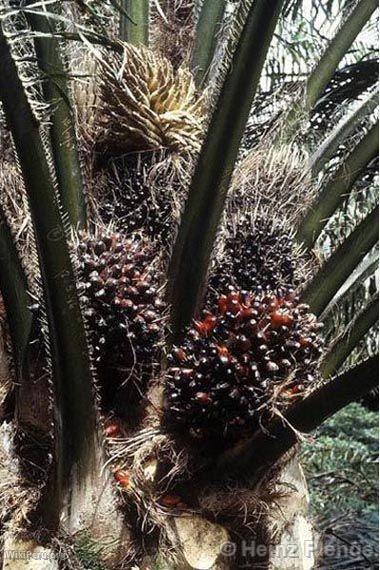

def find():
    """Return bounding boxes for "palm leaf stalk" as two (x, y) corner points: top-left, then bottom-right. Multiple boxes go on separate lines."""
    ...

(119, 0), (149, 44)
(302, 205), (379, 316)
(169, 0), (285, 334)
(0, 26), (98, 528)
(282, 0), (377, 138)
(210, 355), (379, 482)
(298, 121), (379, 248)
(321, 293), (379, 377)
(22, 0), (87, 229)
(191, 0), (227, 87)
(0, 204), (32, 378)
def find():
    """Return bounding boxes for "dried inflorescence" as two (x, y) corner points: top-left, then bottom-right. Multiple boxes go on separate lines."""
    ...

(210, 215), (301, 297)
(164, 289), (323, 442)
(151, 0), (195, 68)
(77, 232), (166, 410)
(94, 43), (204, 157)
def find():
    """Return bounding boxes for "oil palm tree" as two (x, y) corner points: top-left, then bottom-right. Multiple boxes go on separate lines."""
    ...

(0, 0), (378, 568)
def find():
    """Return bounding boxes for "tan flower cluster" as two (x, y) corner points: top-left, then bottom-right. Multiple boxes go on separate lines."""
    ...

(95, 43), (204, 157)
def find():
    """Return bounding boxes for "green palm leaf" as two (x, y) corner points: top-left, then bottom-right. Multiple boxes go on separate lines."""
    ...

(23, 0), (87, 229)
(321, 293), (378, 377)
(302, 205), (378, 315)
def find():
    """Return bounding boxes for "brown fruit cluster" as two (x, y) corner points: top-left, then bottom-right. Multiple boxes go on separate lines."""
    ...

(98, 154), (177, 247)
(164, 289), (323, 442)
(77, 233), (166, 410)
(209, 216), (299, 296)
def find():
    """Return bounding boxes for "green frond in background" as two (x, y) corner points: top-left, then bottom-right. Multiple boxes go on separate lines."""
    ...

(303, 402), (378, 517)
(305, 0), (378, 110)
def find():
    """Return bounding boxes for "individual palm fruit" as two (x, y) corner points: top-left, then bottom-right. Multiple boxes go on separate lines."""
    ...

(77, 233), (166, 409)
(95, 43), (204, 157)
(164, 289), (323, 442)
(209, 216), (300, 296)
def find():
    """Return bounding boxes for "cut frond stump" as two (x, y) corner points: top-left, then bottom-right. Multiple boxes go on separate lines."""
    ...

(164, 290), (323, 443)
(94, 43), (204, 158)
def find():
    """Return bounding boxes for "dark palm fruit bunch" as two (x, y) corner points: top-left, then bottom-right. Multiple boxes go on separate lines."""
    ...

(77, 232), (166, 411)
(164, 289), (323, 442)
(98, 154), (175, 247)
(209, 216), (299, 296)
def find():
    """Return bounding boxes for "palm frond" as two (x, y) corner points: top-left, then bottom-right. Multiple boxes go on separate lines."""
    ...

(119, 0), (149, 44)
(302, 205), (378, 315)
(310, 57), (379, 133)
(305, 0), (378, 110)
(191, 0), (227, 87)
(245, 57), (378, 149)
(320, 248), (378, 319)
(310, 87), (378, 175)
(298, 122), (379, 249)
(283, 0), (356, 21)
(321, 293), (379, 376)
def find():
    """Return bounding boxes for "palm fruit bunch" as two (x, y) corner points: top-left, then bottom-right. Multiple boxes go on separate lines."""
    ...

(94, 43), (204, 158)
(164, 289), (323, 442)
(77, 232), (166, 410)
(98, 153), (179, 247)
(209, 215), (299, 296)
